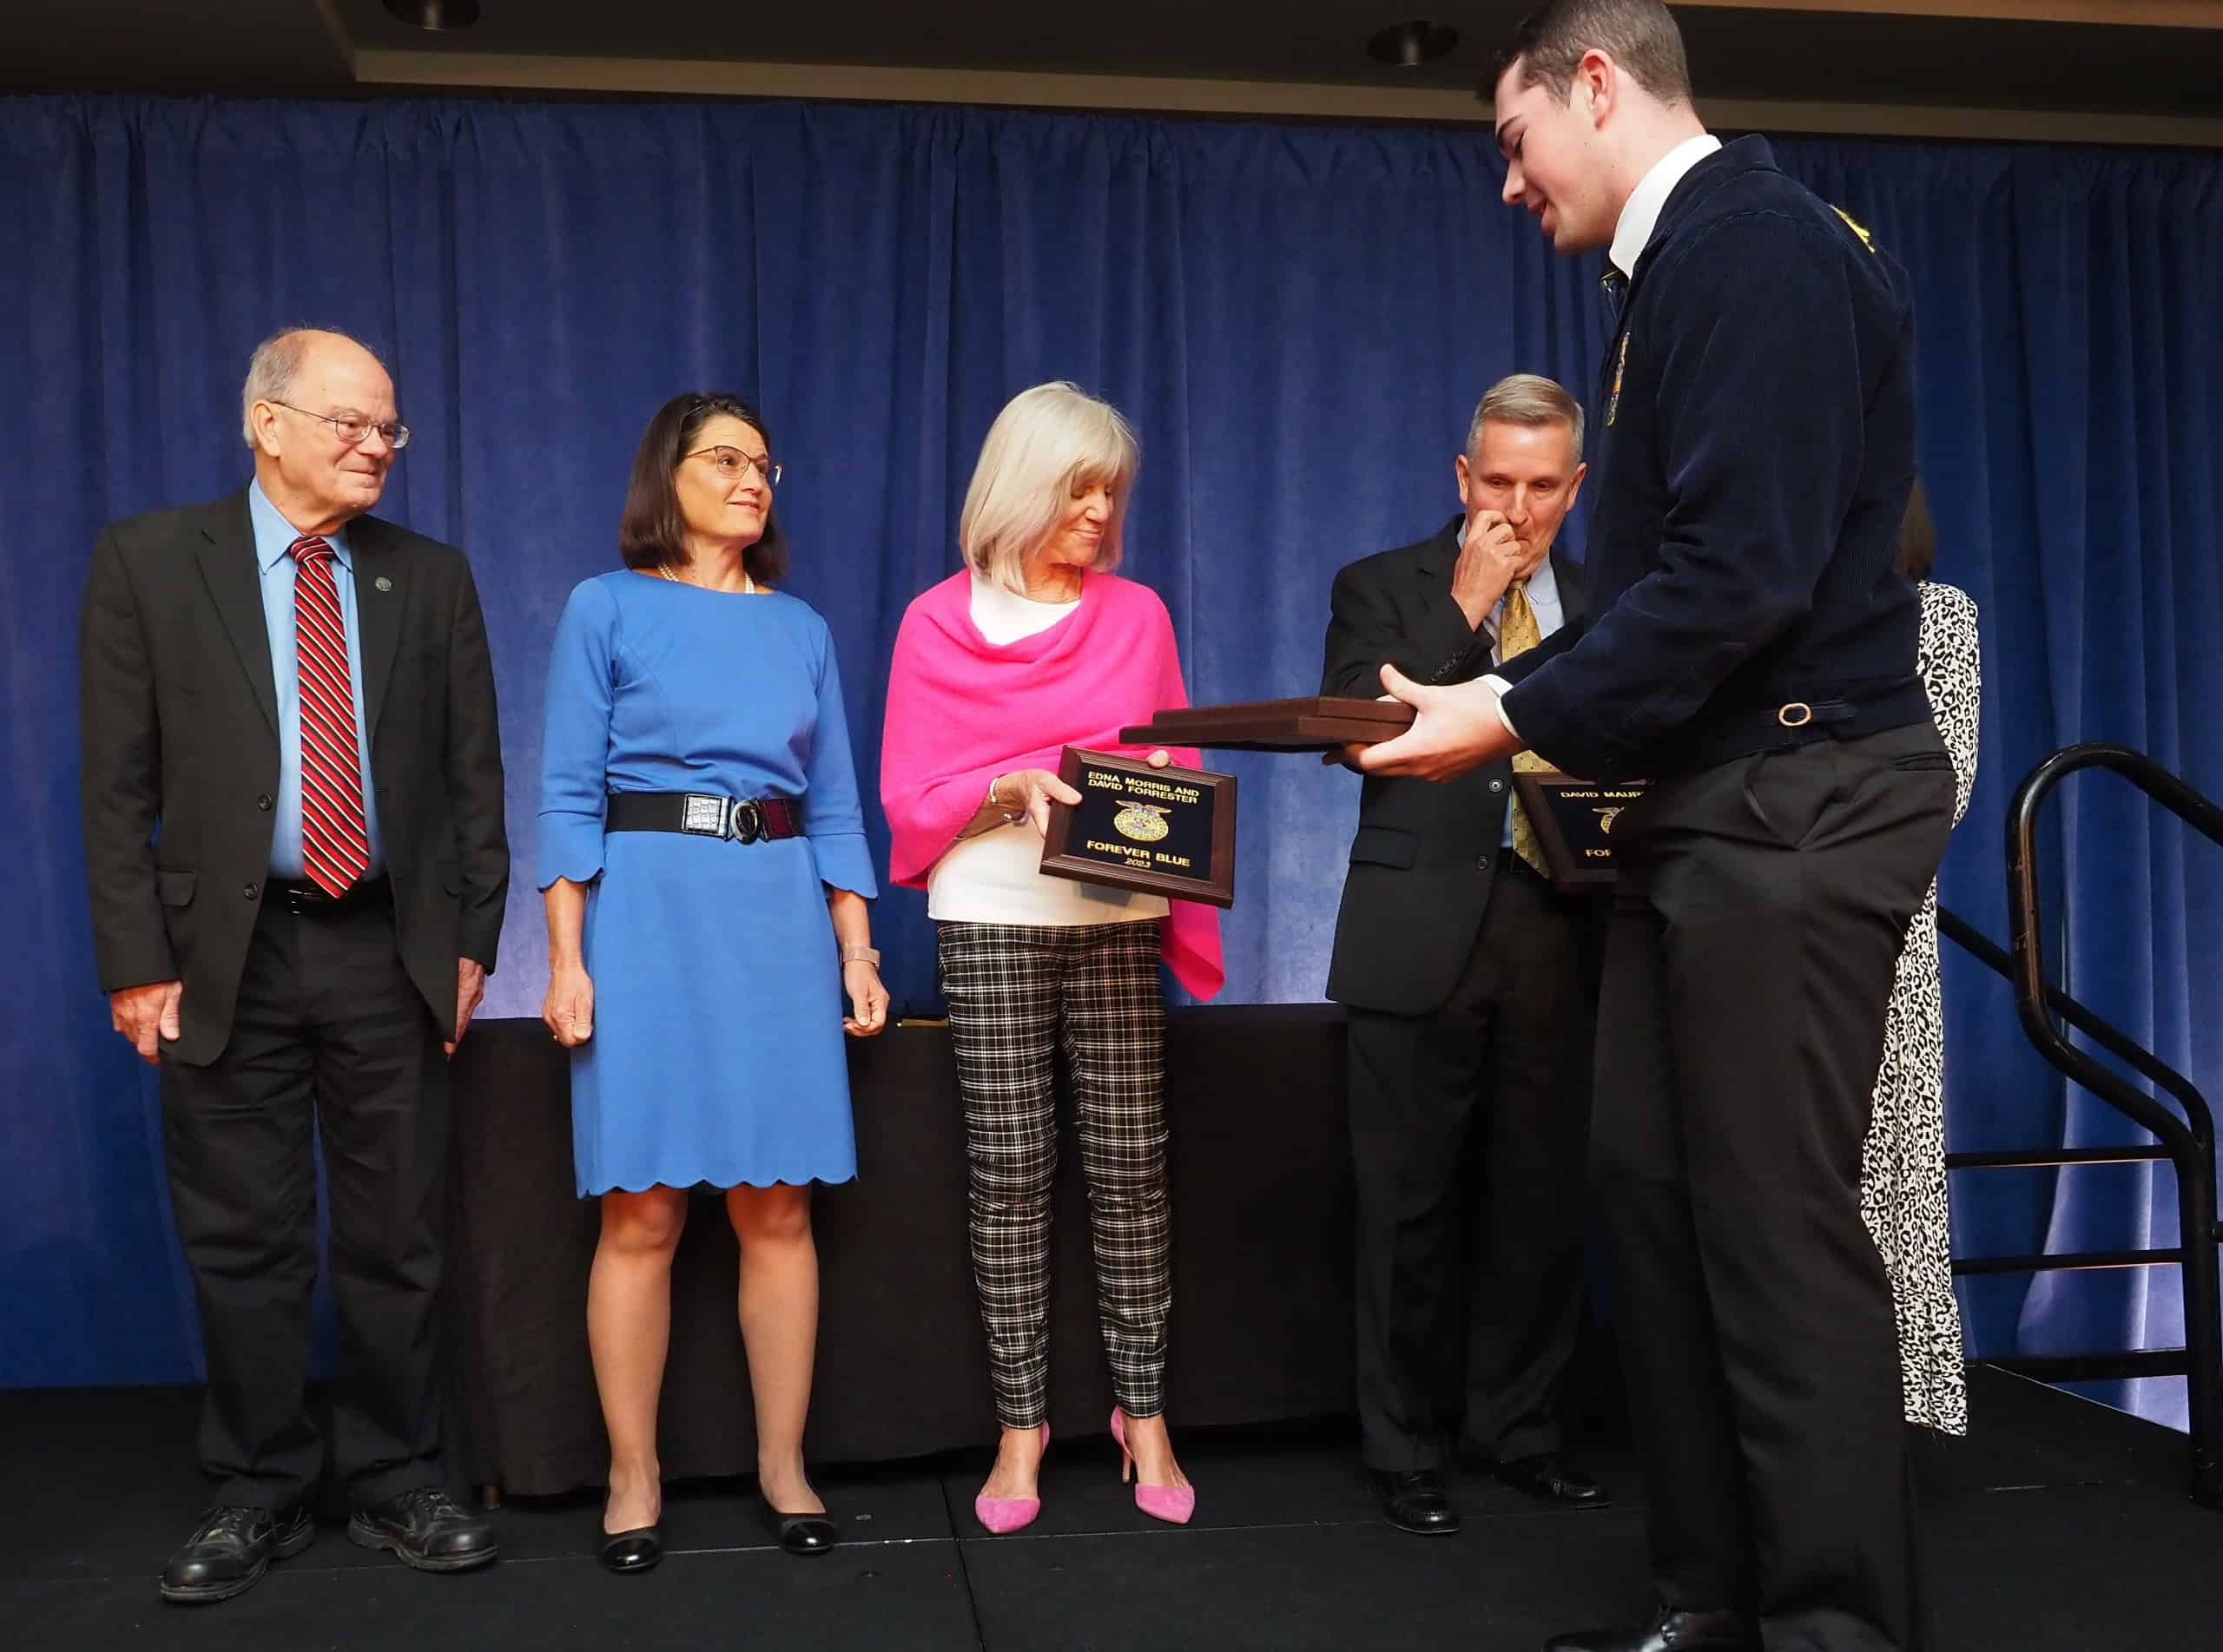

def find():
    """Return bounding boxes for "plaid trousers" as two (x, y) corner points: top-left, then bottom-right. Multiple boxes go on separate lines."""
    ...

(936, 920), (1171, 1428)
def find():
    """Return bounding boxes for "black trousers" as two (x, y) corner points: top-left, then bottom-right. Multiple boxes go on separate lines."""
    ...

(1348, 859), (1594, 1472)
(159, 887), (450, 1512)
(1596, 725), (1956, 1651)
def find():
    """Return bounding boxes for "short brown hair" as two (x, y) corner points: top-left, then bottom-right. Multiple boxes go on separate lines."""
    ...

(618, 392), (789, 585)
(1491, 0), (1693, 107)
(1896, 477), (1936, 582)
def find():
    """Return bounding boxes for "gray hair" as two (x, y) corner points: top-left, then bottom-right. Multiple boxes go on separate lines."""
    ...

(240, 327), (384, 449)
(958, 382), (1138, 593)
(1467, 372), (1585, 466)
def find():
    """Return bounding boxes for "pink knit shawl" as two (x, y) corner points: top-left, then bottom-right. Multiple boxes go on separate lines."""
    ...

(879, 570), (1224, 1000)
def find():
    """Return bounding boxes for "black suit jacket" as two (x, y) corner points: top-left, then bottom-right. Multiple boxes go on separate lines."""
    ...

(78, 488), (510, 1066)
(1320, 515), (1586, 1015)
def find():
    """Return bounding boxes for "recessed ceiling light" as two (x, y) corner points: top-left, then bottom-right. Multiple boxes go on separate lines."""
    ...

(382, 0), (482, 29)
(1366, 20), (1458, 69)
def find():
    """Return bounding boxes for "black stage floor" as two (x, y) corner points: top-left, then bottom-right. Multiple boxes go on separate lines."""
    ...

(5, 1367), (2218, 1650)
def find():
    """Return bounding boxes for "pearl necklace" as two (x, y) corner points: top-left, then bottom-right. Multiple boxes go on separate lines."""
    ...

(657, 563), (755, 594)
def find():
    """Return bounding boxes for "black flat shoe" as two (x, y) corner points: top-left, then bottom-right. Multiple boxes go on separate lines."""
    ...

(757, 1497), (838, 1556)
(160, 1503), (315, 1603)
(1369, 1468), (1460, 1536)
(598, 1524), (663, 1574)
(1543, 1606), (1760, 1651)
(1493, 1452), (1611, 1508)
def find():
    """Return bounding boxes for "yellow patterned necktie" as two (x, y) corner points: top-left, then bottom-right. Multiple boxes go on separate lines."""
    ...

(1499, 578), (1552, 877)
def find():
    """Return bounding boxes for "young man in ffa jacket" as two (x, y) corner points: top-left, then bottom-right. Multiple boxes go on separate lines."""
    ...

(1323, 375), (1606, 1537)
(79, 329), (509, 1602)
(1356, 5), (1956, 1650)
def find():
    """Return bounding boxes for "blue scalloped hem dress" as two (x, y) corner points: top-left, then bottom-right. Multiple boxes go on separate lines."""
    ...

(536, 571), (879, 1198)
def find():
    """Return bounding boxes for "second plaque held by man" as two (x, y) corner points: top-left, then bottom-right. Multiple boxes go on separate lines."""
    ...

(1510, 770), (1645, 891)
(1039, 747), (1237, 908)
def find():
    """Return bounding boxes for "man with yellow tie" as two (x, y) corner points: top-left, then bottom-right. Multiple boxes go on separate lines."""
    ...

(1321, 374), (1605, 1536)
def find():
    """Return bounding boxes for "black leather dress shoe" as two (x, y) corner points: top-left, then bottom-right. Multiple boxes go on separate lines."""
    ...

(1370, 1468), (1461, 1536)
(758, 1497), (838, 1556)
(1543, 1606), (1761, 1651)
(160, 1503), (314, 1603)
(1493, 1452), (1611, 1508)
(598, 1524), (664, 1574)
(347, 1487), (499, 1572)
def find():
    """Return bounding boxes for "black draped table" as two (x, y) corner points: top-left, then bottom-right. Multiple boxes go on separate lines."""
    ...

(443, 1005), (1357, 1496)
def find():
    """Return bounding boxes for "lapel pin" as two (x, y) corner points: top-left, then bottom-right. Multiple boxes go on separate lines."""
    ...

(374, 576), (392, 592)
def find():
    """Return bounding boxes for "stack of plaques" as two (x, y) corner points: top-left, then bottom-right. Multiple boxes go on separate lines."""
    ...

(1120, 695), (1416, 753)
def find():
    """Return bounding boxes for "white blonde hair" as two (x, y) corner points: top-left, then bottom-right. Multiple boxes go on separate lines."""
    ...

(958, 382), (1139, 592)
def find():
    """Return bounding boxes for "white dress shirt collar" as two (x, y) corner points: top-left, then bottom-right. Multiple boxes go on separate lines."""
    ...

(1608, 132), (1723, 279)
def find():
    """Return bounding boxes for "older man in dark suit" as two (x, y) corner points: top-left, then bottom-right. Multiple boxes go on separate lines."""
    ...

(1323, 374), (1606, 1537)
(79, 327), (509, 1603)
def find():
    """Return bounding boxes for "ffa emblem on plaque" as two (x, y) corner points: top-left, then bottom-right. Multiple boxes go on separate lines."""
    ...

(1606, 331), (1629, 427)
(1113, 802), (1171, 843)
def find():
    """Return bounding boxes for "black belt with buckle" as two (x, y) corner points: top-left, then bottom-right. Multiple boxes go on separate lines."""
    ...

(1668, 675), (1935, 773)
(269, 874), (392, 915)
(605, 791), (804, 845)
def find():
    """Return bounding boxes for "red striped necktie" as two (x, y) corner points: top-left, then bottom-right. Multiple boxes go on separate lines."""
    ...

(289, 535), (370, 898)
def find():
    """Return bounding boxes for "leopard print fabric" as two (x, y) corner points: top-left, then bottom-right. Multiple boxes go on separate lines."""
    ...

(1861, 580), (1981, 1434)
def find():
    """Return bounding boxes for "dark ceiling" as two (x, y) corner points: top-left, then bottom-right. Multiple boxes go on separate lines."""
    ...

(3, 2), (2219, 121)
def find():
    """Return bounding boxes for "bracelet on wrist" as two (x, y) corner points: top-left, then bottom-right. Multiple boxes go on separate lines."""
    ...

(841, 944), (881, 967)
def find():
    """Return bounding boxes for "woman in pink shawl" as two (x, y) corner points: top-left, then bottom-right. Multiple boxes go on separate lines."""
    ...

(881, 382), (1223, 1534)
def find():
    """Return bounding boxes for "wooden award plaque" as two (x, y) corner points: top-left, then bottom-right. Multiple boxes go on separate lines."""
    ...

(1039, 747), (1238, 908)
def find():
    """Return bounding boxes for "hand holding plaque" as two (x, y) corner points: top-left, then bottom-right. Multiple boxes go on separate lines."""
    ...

(1122, 690), (1642, 890)
(990, 766), (1085, 836)
(1039, 747), (1237, 908)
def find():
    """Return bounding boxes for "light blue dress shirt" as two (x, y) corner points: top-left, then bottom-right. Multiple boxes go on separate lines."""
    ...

(248, 480), (386, 879)
(1459, 519), (1567, 849)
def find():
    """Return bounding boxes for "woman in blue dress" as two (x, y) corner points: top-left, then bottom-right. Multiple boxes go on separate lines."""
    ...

(537, 392), (888, 1573)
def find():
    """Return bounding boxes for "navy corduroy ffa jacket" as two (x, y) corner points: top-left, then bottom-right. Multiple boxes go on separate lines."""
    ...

(1496, 135), (1931, 782)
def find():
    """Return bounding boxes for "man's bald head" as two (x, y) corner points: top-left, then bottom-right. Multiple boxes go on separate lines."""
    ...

(241, 328), (400, 532)
(240, 328), (390, 449)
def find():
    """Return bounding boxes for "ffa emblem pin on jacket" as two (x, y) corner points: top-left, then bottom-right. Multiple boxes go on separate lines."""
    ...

(1831, 204), (1877, 253)
(374, 576), (393, 592)
(1113, 802), (1171, 843)
(1606, 332), (1629, 427)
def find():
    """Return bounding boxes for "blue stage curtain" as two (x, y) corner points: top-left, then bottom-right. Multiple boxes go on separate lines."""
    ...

(3, 98), (2217, 1417)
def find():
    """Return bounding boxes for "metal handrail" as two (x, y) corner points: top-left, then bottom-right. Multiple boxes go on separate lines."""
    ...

(1936, 904), (2206, 1461)
(1938, 907), (2211, 1136)
(2001, 743), (2223, 1507)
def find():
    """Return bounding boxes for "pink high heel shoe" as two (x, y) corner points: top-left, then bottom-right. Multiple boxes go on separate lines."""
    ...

(1110, 1406), (1196, 1526)
(973, 1423), (1050, 1535)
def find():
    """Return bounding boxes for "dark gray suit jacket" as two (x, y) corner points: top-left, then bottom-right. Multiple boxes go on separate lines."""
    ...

(78, 487), (509, 1065)
(1319, 514), (1586, 1015)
